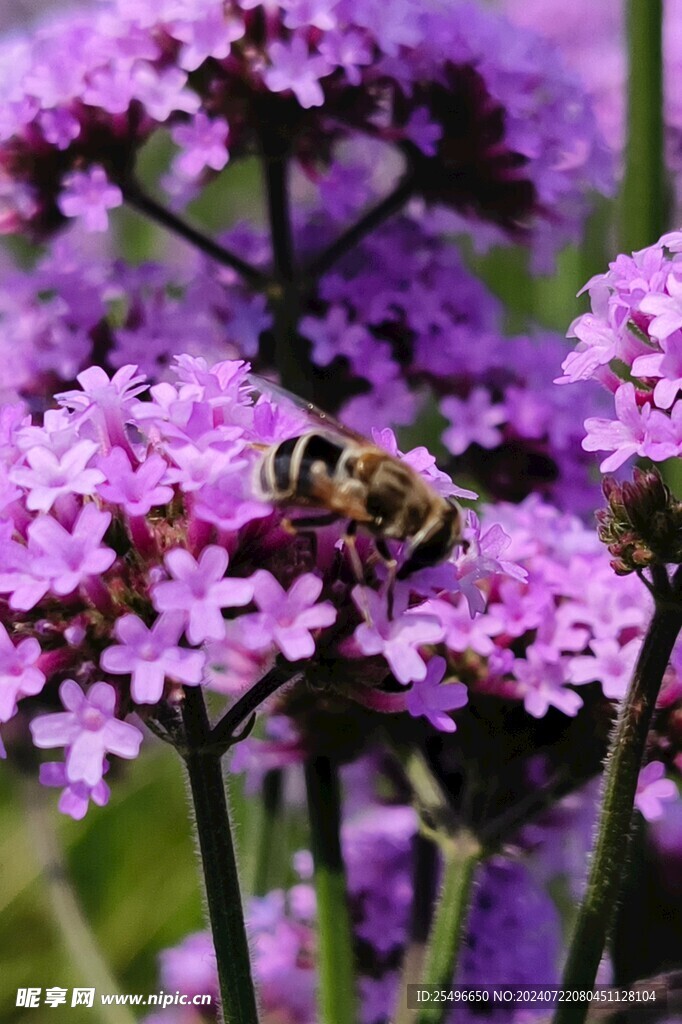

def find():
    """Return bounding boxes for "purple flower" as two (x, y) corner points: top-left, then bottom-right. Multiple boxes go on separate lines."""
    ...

(171, 113), (230, 180)
(30, 679), (143, 786)
(96, 447), (174, 516)
(405, 655), (468, 732)
(101, 613), (205, 704)
(582, 383), (677, 471)
(513, 648), (583, 718)
(11, 439), (104, 512)
(240, 572), (336, 661)
(351, 588), (445, 684)
(635, 761), (679, 821)
(130, 63), (201, 122)
(264, 36), (332, 108)
(39, 761), (110, 820)
(568, 637), (641, 700)
(27, 504), (115, 597)
(0, 623), (45, 723)
(152, 546), (254, 645)
(639, 271), (682, 341)
(441, 389), (507, 457)
(169, 8), (244, 72)
(57, 166), (123, 233)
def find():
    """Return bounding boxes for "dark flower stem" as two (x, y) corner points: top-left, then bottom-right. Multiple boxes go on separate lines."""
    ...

(182, 686), (260, 1024)
(304, 756), (357, 1024)
(553, 583), (682, 1024)
(415, 832), (482, 1024)
(261, 140), (315, 398)
(304, 175), (415, 283)
(209, 664), (302, 754)
(121, 182), (270, 290)
(620, 0), (665, 252)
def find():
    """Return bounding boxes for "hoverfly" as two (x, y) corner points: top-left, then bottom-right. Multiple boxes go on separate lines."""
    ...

(250, 376), (464, 582)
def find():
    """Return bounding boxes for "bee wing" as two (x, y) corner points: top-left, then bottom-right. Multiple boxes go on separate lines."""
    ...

(246, 372), (370, 446)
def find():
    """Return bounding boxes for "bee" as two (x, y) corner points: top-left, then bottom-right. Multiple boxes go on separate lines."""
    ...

(253, 383), (463, 580)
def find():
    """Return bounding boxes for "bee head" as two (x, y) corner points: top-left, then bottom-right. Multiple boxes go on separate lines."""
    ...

(396, 499), (463, 579)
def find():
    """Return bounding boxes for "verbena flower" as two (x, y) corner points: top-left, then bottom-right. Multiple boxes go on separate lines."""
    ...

(558, 232), (682, 470)
(0, 0), (611, 254)
(0, 355), (513, 814)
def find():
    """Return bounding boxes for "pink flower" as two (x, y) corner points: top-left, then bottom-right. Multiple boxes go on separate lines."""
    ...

(583, 382), (676, 471)
(27, 504), (115, 596)
(264, 36), (332, 108)
(30, 680), (143, 786)
(11, 439), (104, 512)
(513, 648), (583, 718)
(96, 447), (174, 516)
(130, 63), (201, 122)
(57, 166), (123, 232)
(405, 656), (468, 732)
(568, 636), (641, 700)
(152, 546), (254, 644)
(171, 113), (230, 180)
(640, 271), (682, 342)
(441, 388), (507, 456)
(0, 623), (45, 723)
(635, 761), (679, 821)
(39, 761), (110, 820)
(101, 613), (205, 704)
(240, 572), (336, 661)
(352, 588), (445, 684)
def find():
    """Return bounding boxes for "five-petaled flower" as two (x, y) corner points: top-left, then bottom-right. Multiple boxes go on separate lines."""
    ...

(30, 680), (143, 786)
(152, 546), (254, 645)
(101, 613), (206, 704)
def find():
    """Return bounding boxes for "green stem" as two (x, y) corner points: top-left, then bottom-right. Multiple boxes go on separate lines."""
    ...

(253, 769), (283, 897)
(553, 596), (682, 1024)
(182, 687), (260, 1024)
(304, 756), (356, 1024)
(21, 777), (136, 1024)
(620, 0), (666, 252)
(415, 832), (482, 1024)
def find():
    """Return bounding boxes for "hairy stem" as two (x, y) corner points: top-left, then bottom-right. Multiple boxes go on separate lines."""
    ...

(553, 592), (682, 1024)
(209, 665), (302, 754)
(620, 0), (665, 252)
(304, 756), (356, 1024)
(122, 183), (269, 290)
(182, 686), (260, 1024)
(415, 832), (482, 1024)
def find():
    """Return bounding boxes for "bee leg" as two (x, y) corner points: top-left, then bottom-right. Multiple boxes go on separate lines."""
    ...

(375, 539), (398, 620)
(342, 522), (375, 626)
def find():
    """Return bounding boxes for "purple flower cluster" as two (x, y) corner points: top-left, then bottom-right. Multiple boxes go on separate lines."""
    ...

(0, 355), (517, 816)
(558, 232), (682, 471)
(0, 0), (611, 253)
(300, 212), (608, 506)
(436, 497), (662, 718)
(0, 218), (607, 513)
